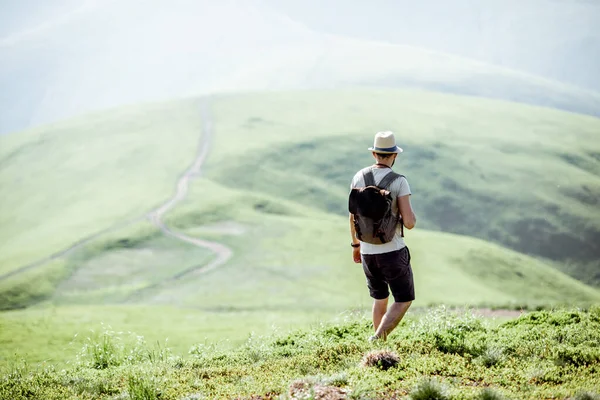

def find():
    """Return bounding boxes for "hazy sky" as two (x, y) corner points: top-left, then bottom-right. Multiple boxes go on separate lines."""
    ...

(1, 0), (599, 135)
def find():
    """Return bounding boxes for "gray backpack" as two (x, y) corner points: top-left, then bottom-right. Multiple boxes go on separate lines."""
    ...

(348, 167), (404, 244)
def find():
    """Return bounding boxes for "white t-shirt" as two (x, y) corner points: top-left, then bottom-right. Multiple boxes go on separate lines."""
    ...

(350, 167), (412, 255)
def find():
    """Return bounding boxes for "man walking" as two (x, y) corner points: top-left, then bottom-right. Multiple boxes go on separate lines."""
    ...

(349, 131), (417, 341)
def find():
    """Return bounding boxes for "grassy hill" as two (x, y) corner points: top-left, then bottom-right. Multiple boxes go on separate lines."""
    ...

(205, 90), (600, 267)
(1, 88), (599, 369)
(0, 99), (203, 276)
(2, 308), (599, 399)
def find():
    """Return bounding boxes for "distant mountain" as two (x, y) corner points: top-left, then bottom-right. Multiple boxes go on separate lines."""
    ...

(267, 0), (600, 93)
(1, 0), (599, 135)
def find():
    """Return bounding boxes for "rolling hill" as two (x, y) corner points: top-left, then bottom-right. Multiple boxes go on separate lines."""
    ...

(268, 0), (600, 92)
(1, 88), (599, 366)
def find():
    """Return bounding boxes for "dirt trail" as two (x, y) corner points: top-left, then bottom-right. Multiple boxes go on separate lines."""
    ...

(145, 100), (232, 279)
(0, 99), (231, 285)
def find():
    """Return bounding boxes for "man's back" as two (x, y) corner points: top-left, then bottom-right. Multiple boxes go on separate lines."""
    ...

(350, 166), (411, 255)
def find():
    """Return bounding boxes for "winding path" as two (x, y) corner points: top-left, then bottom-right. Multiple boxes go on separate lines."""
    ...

(0, 99), (231, 286)
(145, 100), (232, 279)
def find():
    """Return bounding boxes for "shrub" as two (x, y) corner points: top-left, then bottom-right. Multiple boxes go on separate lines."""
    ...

(477, 347), (504, 368)
(478, 388), (505, 400)
(360, 350), (399, 371)
(81, 328), (123, 369)
(555, 345), (600, 367)
(127, 374), (158, 400)
(410, 378), (448, 400)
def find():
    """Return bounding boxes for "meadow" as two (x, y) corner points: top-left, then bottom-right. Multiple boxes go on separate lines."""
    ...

(1, 88), (599, 386)
(2, 308), (599, 399)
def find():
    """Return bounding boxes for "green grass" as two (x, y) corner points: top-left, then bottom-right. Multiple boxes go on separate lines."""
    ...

(159, 178), (600, 310)
(2, 308), (599, 399)
(0, 305), (334, 367)
(206, 89), (600, 278)
(51, 222), (215, 305)
(1, 88), (599, 375)
(0, 98), (204, 275)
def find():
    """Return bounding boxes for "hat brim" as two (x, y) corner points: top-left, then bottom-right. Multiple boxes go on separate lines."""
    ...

(368, 146), (403, 154)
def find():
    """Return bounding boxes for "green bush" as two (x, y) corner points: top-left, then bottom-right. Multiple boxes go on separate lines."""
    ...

(410, 378), (448, 400)
(127, 374), (158, 400)
(478, 388), (505, 400)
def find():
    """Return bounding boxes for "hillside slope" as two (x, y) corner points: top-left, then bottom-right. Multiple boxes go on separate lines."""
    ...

(206, 89), (600, 274)
(0, 99), (203, 275)
(1, 89), (599, 372)
(1, 89), (599, 305)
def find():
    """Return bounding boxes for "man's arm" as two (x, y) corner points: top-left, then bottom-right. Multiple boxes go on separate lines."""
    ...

(398, 195), (416, 229)
(349, 214), (361, 263)
(349, 213), (360, 244)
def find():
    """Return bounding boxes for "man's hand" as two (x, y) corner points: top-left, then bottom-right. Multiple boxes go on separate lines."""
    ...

(353, 247), (361, 263)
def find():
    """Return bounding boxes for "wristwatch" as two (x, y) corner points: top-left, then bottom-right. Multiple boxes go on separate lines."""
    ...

(351, 243), (360, 248)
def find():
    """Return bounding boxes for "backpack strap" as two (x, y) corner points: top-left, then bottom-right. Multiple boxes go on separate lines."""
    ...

(378, 171), (404, 190)
(377, 171), (406, 238)
(362, 169), (376, 187)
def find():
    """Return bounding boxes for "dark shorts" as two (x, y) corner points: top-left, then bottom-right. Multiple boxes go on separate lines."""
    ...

(361, 247), (415, 303)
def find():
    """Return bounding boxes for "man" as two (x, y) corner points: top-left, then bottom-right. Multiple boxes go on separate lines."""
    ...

(349, 131), (417, 341)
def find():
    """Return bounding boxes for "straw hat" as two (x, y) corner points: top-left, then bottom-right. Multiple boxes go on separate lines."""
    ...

(368, 131), (403, 154)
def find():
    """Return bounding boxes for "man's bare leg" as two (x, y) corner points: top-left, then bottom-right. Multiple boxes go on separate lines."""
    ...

(372, 298), (389, 331)
(373, 301), (412, 340)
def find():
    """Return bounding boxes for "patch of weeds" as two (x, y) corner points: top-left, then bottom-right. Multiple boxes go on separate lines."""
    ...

(80, 327), (123, 369)
(316, 342), (362, 366)
(554, 345), (600, 367)
(477, 347), (504, 368)
(321, 372), (349, 387)
(141, 338), (172, 364)
(79, 326), (173, 369)
(478, 388), (505, 400)
(127, 374), (158, 400)
(360, 350), (400, 371)
(74, 378), (118, 396)
(409, 306), (489, 357)
(409, 378), (449, 400)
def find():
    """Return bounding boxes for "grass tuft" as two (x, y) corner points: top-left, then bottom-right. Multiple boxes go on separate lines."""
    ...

(127, 374), (158, 400)
(478, 388), (505, 400)
(409, 378), (448, 400)
(477, 347), (504, 368)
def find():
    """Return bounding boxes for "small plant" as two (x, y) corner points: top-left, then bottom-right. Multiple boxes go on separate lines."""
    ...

(321, 372), (349, 387)
(477, 347), (504, 368)
(81, 328), (123, 369)
(360, 350), (399, 370)
(479, 388), (505, 400)
(410, 378), (448, 400)
(127, 374), (157, 400)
